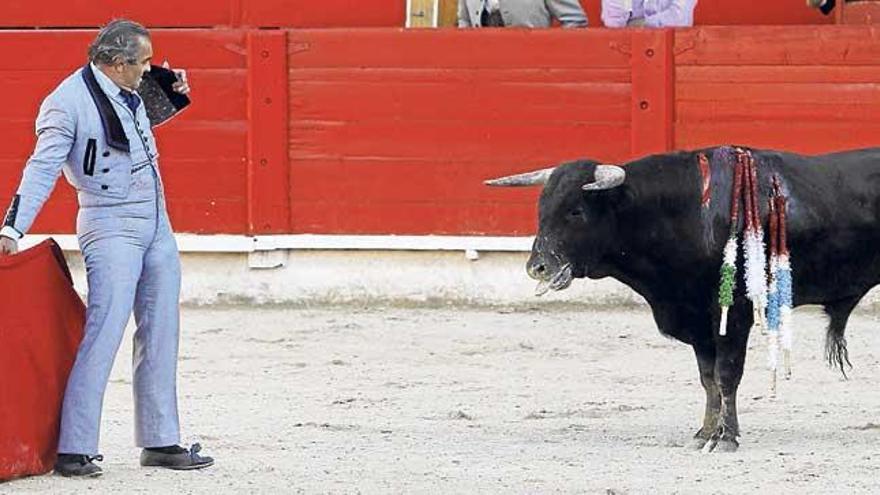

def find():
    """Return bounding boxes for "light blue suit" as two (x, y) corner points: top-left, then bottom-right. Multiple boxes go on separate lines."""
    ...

(2, 64), (181, 455)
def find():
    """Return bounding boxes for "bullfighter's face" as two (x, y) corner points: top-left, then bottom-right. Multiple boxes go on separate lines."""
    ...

(114, 36), (153, 91)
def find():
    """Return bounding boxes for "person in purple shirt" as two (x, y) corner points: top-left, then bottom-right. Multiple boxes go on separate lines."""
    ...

(601, 0), (697, 27)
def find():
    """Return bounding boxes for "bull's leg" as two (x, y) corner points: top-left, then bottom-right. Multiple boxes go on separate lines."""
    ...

(690, 342), (721, 450)
(707, 301), (753, 453)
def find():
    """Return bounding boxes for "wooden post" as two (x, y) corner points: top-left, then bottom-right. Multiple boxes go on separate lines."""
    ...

(839, 0), (880, 24)
(246, 30), (290, 234)
(407, 0), (438, 27)
(407, 0), (457, 27)
(630, 29), (674, 159)
(439, 0), (459, 26)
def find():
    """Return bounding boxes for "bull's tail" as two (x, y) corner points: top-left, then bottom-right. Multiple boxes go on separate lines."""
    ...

(823, 297), (860, 378)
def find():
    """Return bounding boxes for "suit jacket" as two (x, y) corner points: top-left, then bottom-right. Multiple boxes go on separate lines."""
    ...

(458, 0), (588, 27)
(2, 64), (160, 239)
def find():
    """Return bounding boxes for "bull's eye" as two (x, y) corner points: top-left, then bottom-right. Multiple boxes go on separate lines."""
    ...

(567, 207), (586, 220)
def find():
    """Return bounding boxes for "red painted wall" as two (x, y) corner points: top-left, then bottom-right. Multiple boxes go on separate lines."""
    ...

(287, 29), (632, 235)
(0, 0), (831, 28)
(1, 25), (877, 236)
(689, 0), (834, 26)
(675, 26), (880, 152)
(0, 30), (249, 234)
(584, 0), (833, 27)
(0, 0), (406, 28)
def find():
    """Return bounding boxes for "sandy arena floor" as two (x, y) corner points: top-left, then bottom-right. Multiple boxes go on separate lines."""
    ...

(4, 304), (880, 494)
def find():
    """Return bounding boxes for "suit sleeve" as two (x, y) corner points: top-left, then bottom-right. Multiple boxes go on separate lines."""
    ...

(643, 0), (697, 27)
(458, 0), (471, 27)
(547, 0), (589, 27)
(2, 93), (76, 238)
(601, 0), (630, 27)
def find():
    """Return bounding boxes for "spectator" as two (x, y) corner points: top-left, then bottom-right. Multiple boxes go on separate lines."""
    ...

(458, 0), (588, 28)
(602, 0), (697, 28)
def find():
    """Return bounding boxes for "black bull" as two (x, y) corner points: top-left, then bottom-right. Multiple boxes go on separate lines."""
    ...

(486, 146), (880, 452)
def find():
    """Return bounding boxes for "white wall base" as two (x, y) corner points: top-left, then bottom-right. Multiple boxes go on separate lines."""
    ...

(59, 249), (643, 306)
(34, 234), (880, 308)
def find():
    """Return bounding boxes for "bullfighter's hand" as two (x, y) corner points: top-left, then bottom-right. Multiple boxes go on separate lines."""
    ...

(0, 235), (18, 256)
(806, 0), (825, 7)
(163, 61), (190, 95)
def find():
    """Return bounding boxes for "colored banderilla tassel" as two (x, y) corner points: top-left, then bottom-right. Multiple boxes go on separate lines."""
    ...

(717, 152), (744, 336)
(742, 152), (769, 335)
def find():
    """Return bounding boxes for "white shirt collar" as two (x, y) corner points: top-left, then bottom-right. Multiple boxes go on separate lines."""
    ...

(89, 62), (135, 101)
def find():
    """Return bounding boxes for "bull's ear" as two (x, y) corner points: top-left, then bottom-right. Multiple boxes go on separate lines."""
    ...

(484, 167), (555, 187)
(582, 165), (625, 191)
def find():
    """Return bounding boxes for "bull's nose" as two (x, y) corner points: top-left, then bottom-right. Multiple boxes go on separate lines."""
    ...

(527, 261), (546, 280)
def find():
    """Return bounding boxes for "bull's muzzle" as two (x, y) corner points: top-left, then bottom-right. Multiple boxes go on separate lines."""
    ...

(527, 253), (573, 296)
(526, 257), (546, 281)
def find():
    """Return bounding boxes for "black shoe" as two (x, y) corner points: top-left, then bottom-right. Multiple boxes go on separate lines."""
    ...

(140, 443), (214, 470)
(53, 453), (104, 478)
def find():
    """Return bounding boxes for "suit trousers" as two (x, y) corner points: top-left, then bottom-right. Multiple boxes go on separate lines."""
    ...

(57, 164), (181, 455)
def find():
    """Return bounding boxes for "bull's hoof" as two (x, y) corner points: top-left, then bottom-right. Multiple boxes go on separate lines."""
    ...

(697, 431), (739, 453)
(713, 438), (739, 453)
(700, 437), (717, 454)
(688, 436), (709, 450)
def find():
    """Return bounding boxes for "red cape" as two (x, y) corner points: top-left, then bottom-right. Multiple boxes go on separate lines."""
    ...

(0, 239), (84, 481)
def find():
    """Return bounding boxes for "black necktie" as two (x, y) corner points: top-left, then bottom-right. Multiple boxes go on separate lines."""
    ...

(119, 89), (140, 115)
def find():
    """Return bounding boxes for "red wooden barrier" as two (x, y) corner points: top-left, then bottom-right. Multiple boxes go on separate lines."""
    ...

(0, 30), (249, 234)
(0, 0), (830, 28)
(247, 30), (290, 234)
(692, 0), (833, 26)
(287, 29), (632, 235)
(0, 0), (405, 28)
(288, 26), (880, 235)
(631, 29), (674, 157)
(675, 26), (880, 153)
(840, 1), (880, 24)
(1, 26), (878, 237)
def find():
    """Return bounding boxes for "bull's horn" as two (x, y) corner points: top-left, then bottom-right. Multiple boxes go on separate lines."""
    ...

(582, 165), (625, 191)
(484, 167), (555, 187)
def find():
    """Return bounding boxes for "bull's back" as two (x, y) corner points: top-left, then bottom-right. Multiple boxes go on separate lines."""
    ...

(768, 147), (880, 303)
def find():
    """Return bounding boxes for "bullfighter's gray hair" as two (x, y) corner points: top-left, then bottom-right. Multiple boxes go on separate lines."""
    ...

(88, 19), (150, 65)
